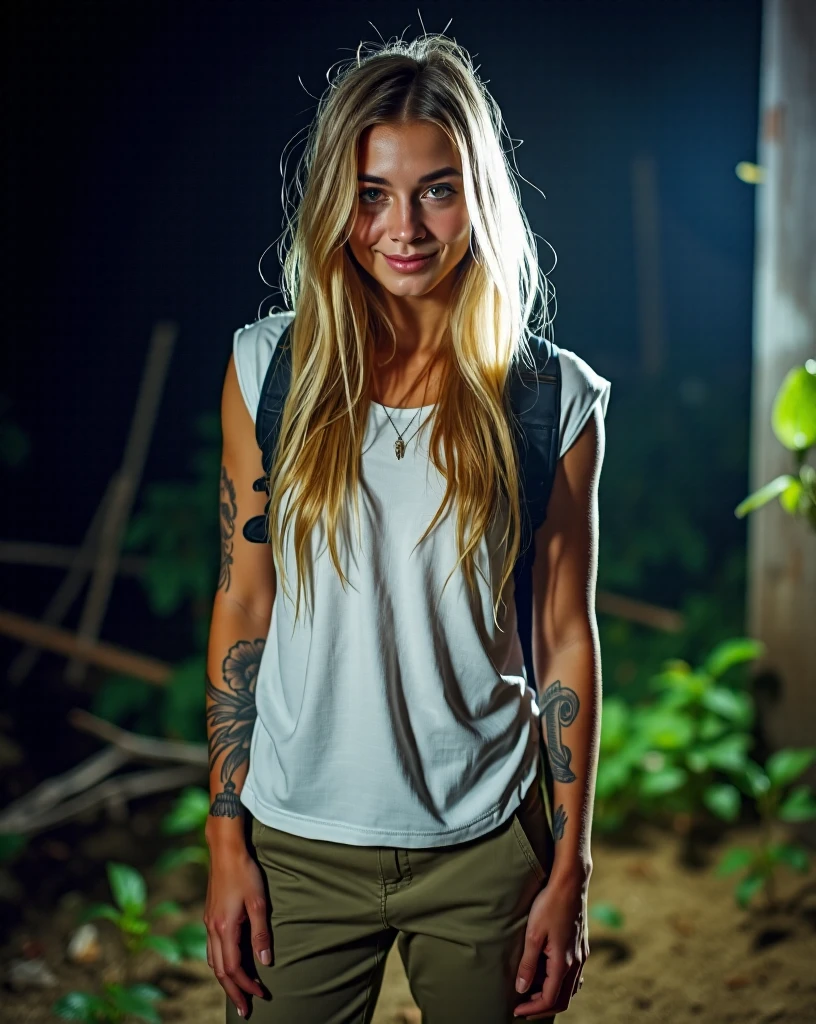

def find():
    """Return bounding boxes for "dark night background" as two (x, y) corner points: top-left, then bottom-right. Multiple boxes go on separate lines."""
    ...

(4, 0), (761, 664)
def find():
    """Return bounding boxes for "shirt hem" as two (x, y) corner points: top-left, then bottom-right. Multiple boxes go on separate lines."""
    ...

(239, 755), (540, 849)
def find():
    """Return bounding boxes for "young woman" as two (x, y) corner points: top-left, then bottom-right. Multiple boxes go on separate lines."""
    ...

(204, 33), (610, 1024)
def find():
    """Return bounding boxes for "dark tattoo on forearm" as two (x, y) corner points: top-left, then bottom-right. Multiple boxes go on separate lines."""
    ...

(217, 465), (237, 592)
(540, 678), (579, 783)
(206, 638), (265, 817)
(552, 803), (567, 841)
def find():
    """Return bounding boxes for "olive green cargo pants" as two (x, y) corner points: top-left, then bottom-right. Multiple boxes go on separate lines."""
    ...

(226, 766), (556, 1024)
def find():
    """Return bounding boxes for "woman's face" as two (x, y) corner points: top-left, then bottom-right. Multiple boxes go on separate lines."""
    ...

(347, 120), (472, 301)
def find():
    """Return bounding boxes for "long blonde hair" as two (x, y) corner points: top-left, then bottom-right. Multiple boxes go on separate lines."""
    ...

(265, 32), (553, 629)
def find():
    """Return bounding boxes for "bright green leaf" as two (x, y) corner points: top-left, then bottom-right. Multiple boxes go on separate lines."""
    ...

(703, 638), (765, 679)
(772, 364), (816, 450)
(715, 846), (755, 877)
(107, 862), (147, 916)
(768, 843), (810, 872)
(142, 934), (183, 963)
(766, 748), (816, 789)
(703, 783), (742, 822)
(735, 873), (765, 909)
(736, 476), (797, 518)
(779, 784), (816, 822)
(589, 902), (624, 928)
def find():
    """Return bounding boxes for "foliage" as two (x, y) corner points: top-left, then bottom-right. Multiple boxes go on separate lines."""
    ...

(735, 362), (816, 529)
(594, 636), (764, 833)
(76, 861), (207, 961)
(715, 748), (816, 909)
(89, 655), (207, 743)
(52, 983), (166, 1024)
(53, 861), (207, 1022)
(122, 412), (222, 651)
(154, 786), (211, 874)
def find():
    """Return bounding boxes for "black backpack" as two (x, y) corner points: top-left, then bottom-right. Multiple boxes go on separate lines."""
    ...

(241, 318), (562, 708)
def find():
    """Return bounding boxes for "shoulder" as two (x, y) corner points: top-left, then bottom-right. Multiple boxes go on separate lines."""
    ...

(555, 345), (611, 459)
(232, 310), (295, 423)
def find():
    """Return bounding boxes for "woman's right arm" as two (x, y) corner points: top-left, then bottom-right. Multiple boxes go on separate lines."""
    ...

(203, 352), (275, 1015)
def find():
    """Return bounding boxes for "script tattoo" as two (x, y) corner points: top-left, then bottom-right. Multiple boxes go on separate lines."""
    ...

(218, 465), (237, 592)
(552, 803), (567, 841)
(206, 638), (264, 817)
(539, 678), (579, 783)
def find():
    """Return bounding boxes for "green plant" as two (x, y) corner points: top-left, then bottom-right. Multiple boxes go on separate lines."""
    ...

(76, 861), (206, 961)
(736, 362), (816, 529)
(123, 412), (222, 650)
(594, 637), (765, 834)
(155, 786), (211, 874)
(588, 901), (624, 928)
(715, 747), (816, 909)
(52, 983), (166, 1024)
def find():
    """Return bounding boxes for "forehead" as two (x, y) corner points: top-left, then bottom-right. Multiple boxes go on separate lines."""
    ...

(357, 121), (460, 175)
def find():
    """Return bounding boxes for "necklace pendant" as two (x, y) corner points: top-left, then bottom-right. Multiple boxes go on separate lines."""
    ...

(394, 438), (406, 460)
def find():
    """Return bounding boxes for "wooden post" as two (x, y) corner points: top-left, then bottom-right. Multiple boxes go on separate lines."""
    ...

(748, 1), (816, 796)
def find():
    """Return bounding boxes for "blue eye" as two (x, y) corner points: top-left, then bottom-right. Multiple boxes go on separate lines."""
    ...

(357, 184), (456, 204)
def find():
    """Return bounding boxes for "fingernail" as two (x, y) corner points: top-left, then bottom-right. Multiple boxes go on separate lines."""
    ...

(260, 948), (271, 964)
(236, 1007), (243, 1018)
(516, 976), (529, 992)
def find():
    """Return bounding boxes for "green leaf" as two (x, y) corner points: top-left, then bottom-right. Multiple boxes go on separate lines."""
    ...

(107, 862), (147, 916)
(595, 757), (632, 799)
(155, 845), (209, 873)
(162, 786), (211, 834)
(736, 476), (797, 518)
(737, 760), (771, 799)
(768, 843), (810, 872)
(766, 748), (816, 789)
(599, 697), (629, 752)
(126, 983), (166, 1003)
(142, 934), (183, 963)
(701, 733), (753, 773)
(735, 873), (765, 909)
(78, 902), (121, 925)
(715, 846), (755, 877)
(641, 709), (695, 750)
(772, 364), (816, 451)
(701, 687), (753, 727)
(778, 784), (816, 822)
(588, 901), (624, 928)
(640, 765), (687, 796)
(702, 638), (765, 679)
(173, 921), (209, 959)
(779, 478), (803, 514)
(51, 990), (111, 1020)
(703, 783), (742, 822)
(109, 983), (165, 1024)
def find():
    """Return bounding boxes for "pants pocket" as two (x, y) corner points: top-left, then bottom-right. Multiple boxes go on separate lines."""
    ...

(509, 782), (551, 886)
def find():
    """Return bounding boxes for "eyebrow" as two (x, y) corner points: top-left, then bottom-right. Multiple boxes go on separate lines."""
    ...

(357, 166), (463, 186)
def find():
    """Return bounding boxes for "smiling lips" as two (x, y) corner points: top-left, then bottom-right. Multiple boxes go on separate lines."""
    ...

(381, 251), (438, 273)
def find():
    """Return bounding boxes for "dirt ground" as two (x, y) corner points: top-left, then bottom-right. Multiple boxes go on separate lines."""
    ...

(3, 812), (816, 1024)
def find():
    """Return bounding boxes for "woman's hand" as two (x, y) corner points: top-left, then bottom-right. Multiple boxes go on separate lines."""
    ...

(204, 834), (272, 1018)
(513, 871), (590, 1019)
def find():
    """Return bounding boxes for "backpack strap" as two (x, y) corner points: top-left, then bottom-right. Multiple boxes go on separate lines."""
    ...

(241, 321), (294, 545)
(509, 335), (562, 697)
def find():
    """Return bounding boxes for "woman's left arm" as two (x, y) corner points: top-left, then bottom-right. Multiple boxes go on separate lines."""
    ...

(514, 402), (606, 1018)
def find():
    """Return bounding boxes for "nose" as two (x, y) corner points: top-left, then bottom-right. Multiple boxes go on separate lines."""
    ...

(388, 196), (427, 244)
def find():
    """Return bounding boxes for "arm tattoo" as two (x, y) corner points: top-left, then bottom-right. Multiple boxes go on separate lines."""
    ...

(539, 678), (579, 783)
(206, 638), (265, 817)
(217, 465), (237, 592)
(552, 804), (567, 841)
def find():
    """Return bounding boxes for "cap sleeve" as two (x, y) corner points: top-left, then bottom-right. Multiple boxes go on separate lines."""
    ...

(232, 311), (295, 423)
(557, 347), (612, 458)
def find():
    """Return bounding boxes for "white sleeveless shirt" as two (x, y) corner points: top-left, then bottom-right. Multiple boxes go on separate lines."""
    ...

(233, 311), (610, 847)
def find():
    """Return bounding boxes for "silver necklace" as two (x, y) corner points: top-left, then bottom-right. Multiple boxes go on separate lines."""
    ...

(375, 348), (438, 460)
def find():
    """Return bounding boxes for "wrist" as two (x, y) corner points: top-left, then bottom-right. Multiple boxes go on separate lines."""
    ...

(548, 855), (593, 888)
(205, 813), (247, 851)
